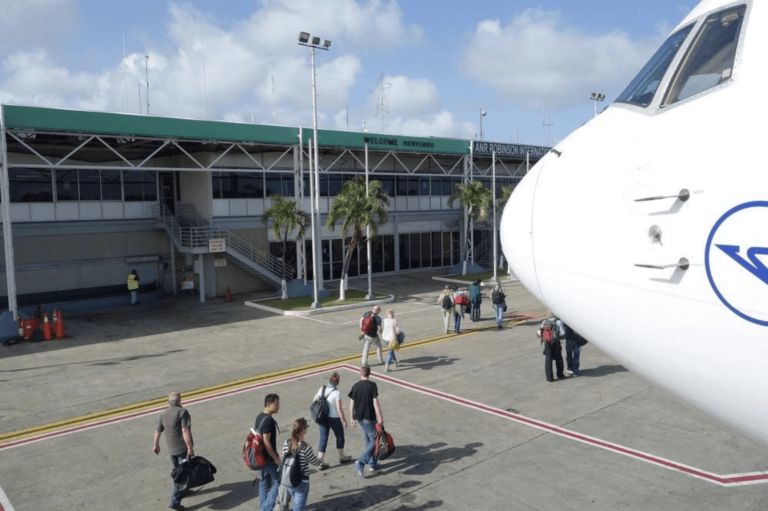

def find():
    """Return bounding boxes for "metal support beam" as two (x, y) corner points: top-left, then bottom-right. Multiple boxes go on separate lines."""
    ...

(198, 253), (205, 303)
(0, 105), (18, 319)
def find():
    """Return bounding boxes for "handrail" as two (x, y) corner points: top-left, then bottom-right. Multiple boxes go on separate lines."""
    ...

(152, 204), (294, 280)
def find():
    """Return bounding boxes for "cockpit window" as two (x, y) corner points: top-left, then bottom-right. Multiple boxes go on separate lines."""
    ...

(662, 5), (746, 106)
(615, 25), (694, 108)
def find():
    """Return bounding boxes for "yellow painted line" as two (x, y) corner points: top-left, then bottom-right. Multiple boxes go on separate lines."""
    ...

(0, 318), (528, 446)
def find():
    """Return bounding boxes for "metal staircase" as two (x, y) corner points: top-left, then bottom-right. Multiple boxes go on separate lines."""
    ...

(153, 204), (293, 286)
(474, 231), (500, 268)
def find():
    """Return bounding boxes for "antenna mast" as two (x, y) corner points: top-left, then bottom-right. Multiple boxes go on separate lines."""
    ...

(370, 72), (391, 133)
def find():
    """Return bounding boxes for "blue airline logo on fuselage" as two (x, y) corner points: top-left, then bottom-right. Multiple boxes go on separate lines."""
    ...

(715, 245), (768, 286)
(705, 201), (768, 327)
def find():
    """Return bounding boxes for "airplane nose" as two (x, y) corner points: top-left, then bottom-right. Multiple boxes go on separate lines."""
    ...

(500, 165), (545, 303)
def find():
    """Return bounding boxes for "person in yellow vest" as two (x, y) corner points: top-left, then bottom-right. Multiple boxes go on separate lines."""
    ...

(128, 269), (140, 305)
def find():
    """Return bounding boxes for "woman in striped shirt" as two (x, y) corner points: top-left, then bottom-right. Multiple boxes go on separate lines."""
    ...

(279, 418), (327, 510)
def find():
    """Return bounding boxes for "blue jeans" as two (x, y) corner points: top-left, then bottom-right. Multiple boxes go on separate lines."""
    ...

(286, 480), (310, 511)
(357, 420), (379, 469)
(169, 454), (185, 506)
(566, 339), (581, 375)
(259, 459), (279, 511)
(454, 310), (462, 333)
(130, 290), (137, 304)
(493, 303), (504, 327)
(318, 417), (345, 453)
(386, 348), (398, 365)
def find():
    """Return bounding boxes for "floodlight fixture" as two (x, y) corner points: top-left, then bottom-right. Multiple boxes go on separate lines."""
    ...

(590, 92), (606, 117)
(323, 39), (332, 49)
(311, 36), (320, 46)
(298, 32), (310, 44)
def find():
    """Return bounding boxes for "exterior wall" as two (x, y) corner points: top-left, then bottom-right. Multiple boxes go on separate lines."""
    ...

(0, 228), (169, 297)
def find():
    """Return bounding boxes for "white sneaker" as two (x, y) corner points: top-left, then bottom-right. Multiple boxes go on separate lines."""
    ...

(565, 369), (573, 375)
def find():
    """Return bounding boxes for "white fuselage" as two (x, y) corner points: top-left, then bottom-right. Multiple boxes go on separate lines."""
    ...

(501, 0), (768, 446)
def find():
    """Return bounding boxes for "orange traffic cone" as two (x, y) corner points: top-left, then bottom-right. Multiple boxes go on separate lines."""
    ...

(51, 310), (58, 334)
(54, 310), (67, 340)
(42, 313), (52, 340)
(224, 287), (232, 303)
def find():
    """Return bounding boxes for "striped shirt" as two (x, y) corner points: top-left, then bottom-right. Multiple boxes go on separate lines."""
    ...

(281, 439), (323, 481)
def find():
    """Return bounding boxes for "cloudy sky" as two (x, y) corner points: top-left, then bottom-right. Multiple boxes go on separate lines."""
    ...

(0, 0), (694, 146)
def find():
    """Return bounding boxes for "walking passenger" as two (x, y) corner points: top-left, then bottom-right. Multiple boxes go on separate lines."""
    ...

(564, 323), (583, 377)
(152, 391), (194, 511)
(359, 306), (383, 366)
(313, 372), (352, 465)
(540, 318), (566, 382)
(438, 285), (453, 334)
(274, 418), (326, 511)
(451, 286), (464, 334)
(382, 309), (400, 372)
(469, 279), (482, 321)
(491, 283), (506, 330)
(348, 365), (384, 478)
(254, 394), (281, 511)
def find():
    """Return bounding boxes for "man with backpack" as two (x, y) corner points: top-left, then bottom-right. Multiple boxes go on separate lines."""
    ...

(469, 279), (482, 321)
(437, 285), (453, 334)
(491, 283), (507, 330)
(152, 391), (194, 511)
(254, 394), (282, 511)
(359, 306), (383, 366)
(540, 318), (566, 382)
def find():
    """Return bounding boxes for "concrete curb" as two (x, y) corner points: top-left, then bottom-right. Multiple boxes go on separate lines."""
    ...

(432, 274), (520, 288)
(244, 289), (395, 316)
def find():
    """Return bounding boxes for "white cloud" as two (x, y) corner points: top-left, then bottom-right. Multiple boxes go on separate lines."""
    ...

(0, 0), (80, 55)
(0, 0), (420, 124)
(460, 8), (665, 110)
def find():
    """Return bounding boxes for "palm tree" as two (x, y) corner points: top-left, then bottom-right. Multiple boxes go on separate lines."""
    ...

(498, 184), (516, 210)
(325, 175), (390, 301)
(262, 195), (310, 299)
(448, 180), (493, 271)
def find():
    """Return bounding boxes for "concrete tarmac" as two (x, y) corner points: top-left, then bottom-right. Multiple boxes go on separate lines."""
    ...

(1, 270), (767, 511)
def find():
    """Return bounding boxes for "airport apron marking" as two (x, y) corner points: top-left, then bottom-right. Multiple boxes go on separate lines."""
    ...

(0, 483), (14, 511)
(1, 325), (764, 491)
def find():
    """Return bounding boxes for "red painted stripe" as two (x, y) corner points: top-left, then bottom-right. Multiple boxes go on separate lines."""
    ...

(343, 364), (768, 487)
(2, 362), (766, 488)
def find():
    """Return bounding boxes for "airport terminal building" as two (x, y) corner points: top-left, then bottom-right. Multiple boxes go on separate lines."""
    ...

(0, 104), (549, 315)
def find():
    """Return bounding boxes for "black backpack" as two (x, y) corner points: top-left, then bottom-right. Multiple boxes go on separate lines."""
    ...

(310, 386), (329, 425)
(491, 289), (503, 304)
(441, 294), (453, 309)
(280, 444), (304, 488)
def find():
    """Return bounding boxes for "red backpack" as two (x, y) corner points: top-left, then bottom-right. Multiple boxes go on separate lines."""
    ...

(361, 312), (378, 335)
(243, 416), (271, 470)
(454, 294), (468, 306)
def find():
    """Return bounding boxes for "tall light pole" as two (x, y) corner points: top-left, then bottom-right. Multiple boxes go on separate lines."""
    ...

(145, 54), (150, 116)
(299, 32), (331, 304)
(480, 109), (487, 141)
(590, 92), (605, 117)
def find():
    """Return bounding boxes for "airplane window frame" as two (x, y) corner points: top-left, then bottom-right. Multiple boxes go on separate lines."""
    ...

(661, 5), (747, 107)
(614, 24), (695, 108)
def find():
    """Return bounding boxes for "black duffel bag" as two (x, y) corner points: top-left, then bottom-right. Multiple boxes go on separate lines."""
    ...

(171, 455), (217, 491)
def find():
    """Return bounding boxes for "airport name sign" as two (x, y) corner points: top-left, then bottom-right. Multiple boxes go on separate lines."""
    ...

(473, 141), (551, 159)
